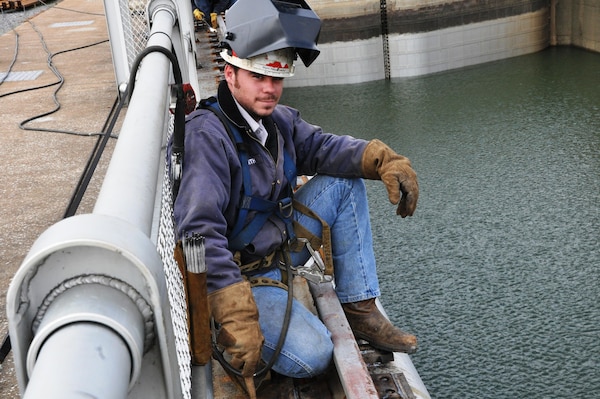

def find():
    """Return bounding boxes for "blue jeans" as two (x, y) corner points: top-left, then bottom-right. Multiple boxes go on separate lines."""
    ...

(252, 176), (381, 378)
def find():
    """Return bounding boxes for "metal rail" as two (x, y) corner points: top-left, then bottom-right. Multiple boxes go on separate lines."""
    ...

(309, 281), (380, 399)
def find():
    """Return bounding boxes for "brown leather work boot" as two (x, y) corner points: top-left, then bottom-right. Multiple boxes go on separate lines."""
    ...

(342, 298), (418, 354)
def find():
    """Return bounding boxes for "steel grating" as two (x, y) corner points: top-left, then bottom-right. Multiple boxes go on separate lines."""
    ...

(0, 70), (43, 81)
(120, 0), (150, 69)
(50, 20), (94, 28)
(156, 115), (192, 399)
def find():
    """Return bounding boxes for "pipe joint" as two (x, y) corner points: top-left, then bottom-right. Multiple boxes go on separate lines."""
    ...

(27, 279), (151, 390)
(147, 0), (177, 25)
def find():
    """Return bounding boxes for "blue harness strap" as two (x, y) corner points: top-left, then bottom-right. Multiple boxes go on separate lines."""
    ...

(201, 99), (296, 251)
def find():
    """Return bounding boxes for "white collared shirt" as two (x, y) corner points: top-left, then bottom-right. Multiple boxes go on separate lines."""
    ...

(233, 98), (268, 146)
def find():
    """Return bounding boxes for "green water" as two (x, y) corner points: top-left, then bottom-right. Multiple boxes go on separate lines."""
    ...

(282, 47), (600, 398)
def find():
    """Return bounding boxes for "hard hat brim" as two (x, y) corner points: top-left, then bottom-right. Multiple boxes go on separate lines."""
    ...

(221, 49), (296, 78)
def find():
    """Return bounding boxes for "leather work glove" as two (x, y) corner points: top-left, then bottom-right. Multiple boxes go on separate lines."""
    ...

(361, 139), (419, 217)
(208, 281), (264, 377)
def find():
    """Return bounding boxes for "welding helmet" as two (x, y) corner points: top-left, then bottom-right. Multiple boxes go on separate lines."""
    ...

(220, 0), (321, 78)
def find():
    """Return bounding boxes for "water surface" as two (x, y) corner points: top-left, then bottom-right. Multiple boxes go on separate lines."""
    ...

(282, 47), (600, 399)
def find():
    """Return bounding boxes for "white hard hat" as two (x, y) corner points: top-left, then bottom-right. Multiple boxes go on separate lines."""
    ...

(221, 48), (296, 78)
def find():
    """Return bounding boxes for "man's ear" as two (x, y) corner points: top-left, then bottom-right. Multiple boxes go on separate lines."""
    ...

(224, 64), (235, 84)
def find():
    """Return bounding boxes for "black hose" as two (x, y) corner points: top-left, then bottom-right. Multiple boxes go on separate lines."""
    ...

(0, 20), (111, 137)
(63, 96), (123, 218)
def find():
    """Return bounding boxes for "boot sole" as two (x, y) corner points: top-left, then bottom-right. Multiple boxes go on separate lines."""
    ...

(352, 331), (418, 354)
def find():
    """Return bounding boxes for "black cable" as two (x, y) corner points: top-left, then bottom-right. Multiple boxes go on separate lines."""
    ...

(0, 334), (10, 365)
(63, 96), (123, 218)
(0, 21), (110, 136)
(258, 246), (294, 378)
(126, 45), (184, 94)
(64, 44), (185, 217)
(13, 21), (111, 137)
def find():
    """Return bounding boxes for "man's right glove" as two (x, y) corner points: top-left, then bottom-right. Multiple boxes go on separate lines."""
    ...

(361, 139), (419, 217)
(208, 280), (264, 377)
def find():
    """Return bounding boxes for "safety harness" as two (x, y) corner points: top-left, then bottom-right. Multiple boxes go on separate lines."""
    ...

(199, 97), (297, 252)
(199, 98), (335, 280)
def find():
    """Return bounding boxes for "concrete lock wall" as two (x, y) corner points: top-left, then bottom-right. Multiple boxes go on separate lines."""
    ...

(290, 0), (386, 86)
(288, 0), (598, 87)
(553, 0), (600, 52)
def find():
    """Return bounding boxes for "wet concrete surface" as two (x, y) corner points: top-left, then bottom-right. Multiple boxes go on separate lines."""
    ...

(0, 0), (119, 395)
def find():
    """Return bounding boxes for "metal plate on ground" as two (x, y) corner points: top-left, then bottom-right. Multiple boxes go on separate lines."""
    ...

(0, 70), (43, 81)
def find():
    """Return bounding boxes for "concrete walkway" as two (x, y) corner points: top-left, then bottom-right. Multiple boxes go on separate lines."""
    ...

(0, 1), (118, 395)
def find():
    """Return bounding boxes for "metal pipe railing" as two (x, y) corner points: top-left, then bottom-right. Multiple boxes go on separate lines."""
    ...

(10, 2), (185, 398)
(93, 1), (177, 235)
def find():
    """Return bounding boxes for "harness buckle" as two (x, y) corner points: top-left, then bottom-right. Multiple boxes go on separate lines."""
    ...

(290, 238), (333, 284)
(278, 198), (294, 218)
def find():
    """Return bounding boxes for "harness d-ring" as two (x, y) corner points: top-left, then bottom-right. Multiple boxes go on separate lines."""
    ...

(278, 198), (293, 218)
